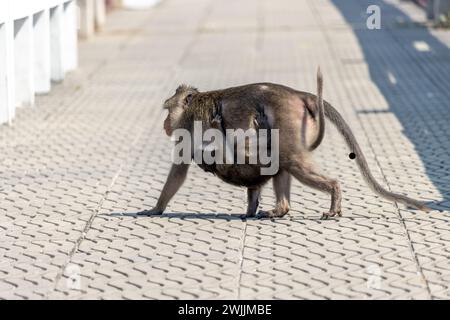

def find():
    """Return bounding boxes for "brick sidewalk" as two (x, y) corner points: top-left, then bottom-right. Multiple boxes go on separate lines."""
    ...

(0, 0), (449, 299)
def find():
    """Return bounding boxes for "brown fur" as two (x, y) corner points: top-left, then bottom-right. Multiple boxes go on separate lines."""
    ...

(141, 69), (429, 219)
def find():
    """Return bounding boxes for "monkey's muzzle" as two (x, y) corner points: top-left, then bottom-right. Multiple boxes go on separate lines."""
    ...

(164, 116), (172, 136)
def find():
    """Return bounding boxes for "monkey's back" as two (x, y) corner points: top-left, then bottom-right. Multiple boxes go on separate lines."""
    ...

(217, 82), (320, 159)
(194, 82), (321, 186)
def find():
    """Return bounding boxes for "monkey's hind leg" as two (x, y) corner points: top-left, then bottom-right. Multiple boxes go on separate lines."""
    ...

(241, 187), (261, 219)
(288, 159), (342, 220)
(257, 170), (291, 219)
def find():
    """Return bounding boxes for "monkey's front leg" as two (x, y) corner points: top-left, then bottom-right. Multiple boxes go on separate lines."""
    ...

(138, 164), (190, 216)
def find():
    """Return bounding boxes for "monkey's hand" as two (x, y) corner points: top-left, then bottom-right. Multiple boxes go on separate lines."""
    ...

(210, 111), (223, 130)
(137, 208), (164, 216)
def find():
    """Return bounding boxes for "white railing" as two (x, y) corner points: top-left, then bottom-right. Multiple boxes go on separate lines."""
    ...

(0, 0), (106, 125)
(122, 0), (161, 9)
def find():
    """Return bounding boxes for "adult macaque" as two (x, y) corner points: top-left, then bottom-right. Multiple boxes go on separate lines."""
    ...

(141, 68), (429, 219)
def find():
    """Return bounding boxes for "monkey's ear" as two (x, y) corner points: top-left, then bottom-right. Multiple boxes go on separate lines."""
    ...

(184, 94), (193, 107)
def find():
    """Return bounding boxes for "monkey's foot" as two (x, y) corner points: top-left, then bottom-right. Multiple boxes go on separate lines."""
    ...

(320, 210), (342, 220)
(240, 212), (256, 219)
(137, 208), (163, 216)
(256, 210), (287, 219)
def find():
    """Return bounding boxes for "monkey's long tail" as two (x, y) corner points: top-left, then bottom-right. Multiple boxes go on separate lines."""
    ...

(308, 67), (325, 151)
(324, 103), (430, 212)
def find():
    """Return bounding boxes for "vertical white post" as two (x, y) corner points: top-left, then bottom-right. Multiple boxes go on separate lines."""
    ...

(0, 21), (16, 124)
(14, 16), (35, 108)
(1, 2), (16, 125)
(63, 0), (78, 72)
(5, 20), (15, 122)
(0, 23), (8, 123)
(95, 0), (106, 31)
(122, 0), (160, 9)
(79, 0), (95, 39)
(0, 0), (6, 123)
(50, 5), (64, 82)
(33, 9), (51, 94)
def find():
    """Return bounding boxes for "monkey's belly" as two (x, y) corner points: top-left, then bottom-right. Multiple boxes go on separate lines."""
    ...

(198, 163), (272, 188)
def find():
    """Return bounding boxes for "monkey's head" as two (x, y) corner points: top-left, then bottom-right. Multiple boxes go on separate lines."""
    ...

(163, 84), (198, 136)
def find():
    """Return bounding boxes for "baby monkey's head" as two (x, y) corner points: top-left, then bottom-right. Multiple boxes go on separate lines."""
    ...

(163, 84), (198, 136)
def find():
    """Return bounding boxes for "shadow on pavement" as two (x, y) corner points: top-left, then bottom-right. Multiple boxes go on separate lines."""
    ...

(102, 212), (404, 221)
(331, 0), (450, 210)
(104, 212), (246, 220)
